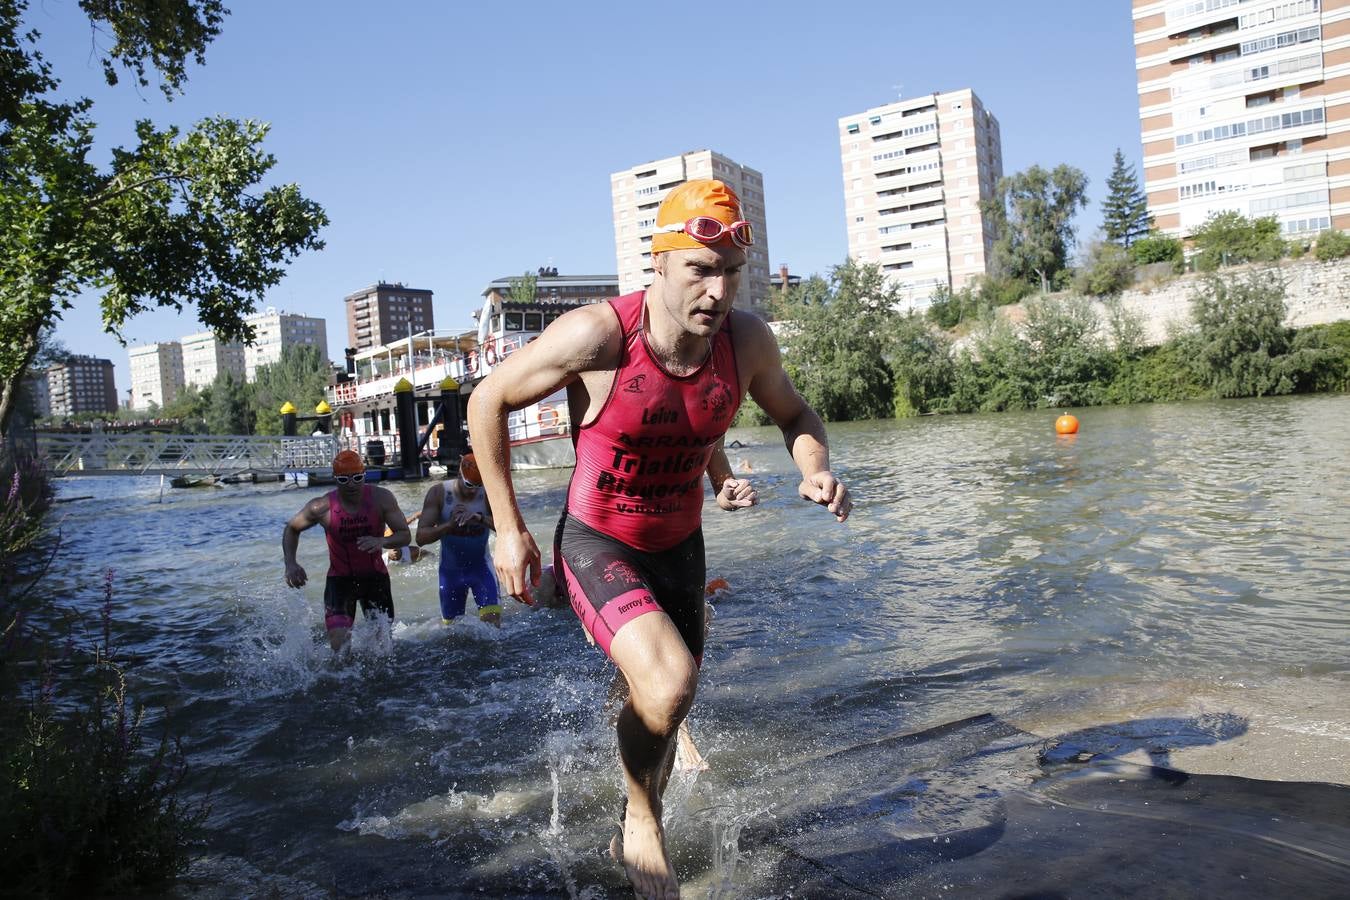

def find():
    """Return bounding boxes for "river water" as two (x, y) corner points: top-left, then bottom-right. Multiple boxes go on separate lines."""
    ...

(42, 394), (1350, 898)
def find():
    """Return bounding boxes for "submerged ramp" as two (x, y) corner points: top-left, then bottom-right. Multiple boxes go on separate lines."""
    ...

(745, 713), (1350, 898)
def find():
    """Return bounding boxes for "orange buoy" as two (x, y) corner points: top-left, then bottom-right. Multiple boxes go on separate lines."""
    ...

(1055, 414), (1079, 435)
(705, 577), (730, 597)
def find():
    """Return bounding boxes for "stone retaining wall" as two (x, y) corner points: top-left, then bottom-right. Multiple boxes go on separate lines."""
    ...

(981, 258), (1350, 348)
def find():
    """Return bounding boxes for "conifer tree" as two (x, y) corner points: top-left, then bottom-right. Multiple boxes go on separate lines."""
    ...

(1102, 149), (1151, 247)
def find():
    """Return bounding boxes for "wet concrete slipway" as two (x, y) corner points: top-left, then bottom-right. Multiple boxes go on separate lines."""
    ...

(43, 394), (1350, 898)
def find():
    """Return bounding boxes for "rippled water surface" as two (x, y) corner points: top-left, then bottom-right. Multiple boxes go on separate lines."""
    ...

(42, 394), (1350, 897)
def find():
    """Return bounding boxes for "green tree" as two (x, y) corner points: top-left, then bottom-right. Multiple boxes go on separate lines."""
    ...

(984, 164), (1090, 293)
(507, 270), (538, 305)
(1022, 295), (1113, 407)
(158, 383), (208, 430)
(0, 0), (328, 433)
(1187, 271), (1331, 397)
(771, 260), (899, 422)
(1101, 148), (1151, 247)
(250, 345), (332, 434)
(1190, 212), (1285, 271)
(890, 313), (954, 417)
(1313, 228), (1350, 261)
(205, 370), (252, 434)
(1129, 231), (1184, 269)
(1073, 240), (1135, 296)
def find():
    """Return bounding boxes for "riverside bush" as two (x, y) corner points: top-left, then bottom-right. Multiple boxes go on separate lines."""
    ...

(1313, 229), (1350, 261)
(0, 459), (204, 898)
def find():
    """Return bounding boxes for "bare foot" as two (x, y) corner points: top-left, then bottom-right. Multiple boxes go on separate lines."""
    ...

(621, 809), (679, 899)
(674, 721), (709, 774)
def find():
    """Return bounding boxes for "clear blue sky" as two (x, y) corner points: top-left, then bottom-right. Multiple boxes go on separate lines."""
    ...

(33, 0), (1141, 385)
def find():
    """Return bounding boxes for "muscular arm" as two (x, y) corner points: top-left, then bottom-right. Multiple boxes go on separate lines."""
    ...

(376, 489), (410, 549)
(282, 498), (325, 587)
(415, 483), (445, 546)
(734, 312), (851, 522)
(467, 304), (619, 600)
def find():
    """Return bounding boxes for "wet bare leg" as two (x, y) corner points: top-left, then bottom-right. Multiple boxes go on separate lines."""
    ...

(327, 626), (350, 652)
(610, 670), (708, 775)
(608, 614), (696, 899)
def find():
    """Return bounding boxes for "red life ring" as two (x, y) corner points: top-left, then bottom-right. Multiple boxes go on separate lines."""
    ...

(483, 338), (498, 367)
(538, 405), (559, 430)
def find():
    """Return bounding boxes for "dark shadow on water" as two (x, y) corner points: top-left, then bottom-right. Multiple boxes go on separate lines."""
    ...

(746, 712), (1350, 899)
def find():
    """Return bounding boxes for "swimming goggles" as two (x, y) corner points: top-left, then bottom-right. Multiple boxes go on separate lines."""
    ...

(335, 472), (365, 484)
(656, 216), (755, 248)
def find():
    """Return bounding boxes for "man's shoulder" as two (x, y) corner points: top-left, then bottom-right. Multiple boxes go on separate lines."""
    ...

(542, 301), (623, 370)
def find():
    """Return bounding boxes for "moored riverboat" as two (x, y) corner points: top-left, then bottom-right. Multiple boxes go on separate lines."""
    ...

(325, 274), (617, 472)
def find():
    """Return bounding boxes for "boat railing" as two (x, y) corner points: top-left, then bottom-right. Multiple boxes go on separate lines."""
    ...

(327, 333), (536, 406)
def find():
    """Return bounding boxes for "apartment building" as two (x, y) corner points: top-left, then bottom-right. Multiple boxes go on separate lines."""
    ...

(839, 89), (1004, 308)
(47, 356), (118, 417)
(1134, 0), (1350, 239)
(345, 282), (435, 351)
(610, 150), (772, 314)
(244, 308), (328, 381)
(128, 341), (185, 411)
(181, 330), (245, 389)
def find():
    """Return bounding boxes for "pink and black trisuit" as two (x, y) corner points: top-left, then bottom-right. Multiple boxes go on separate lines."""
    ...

(323, 485), (395, 630)
(554, 290), (741, 664)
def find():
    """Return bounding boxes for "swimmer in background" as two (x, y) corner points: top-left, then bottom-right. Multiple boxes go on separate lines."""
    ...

(416, 453), (501, 628)
(282, 449), (411, 651)
(386, 512), (428, 564)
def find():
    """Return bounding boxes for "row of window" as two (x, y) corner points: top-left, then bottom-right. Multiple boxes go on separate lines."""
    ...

(879, 198), (945, 217)
(872, 141), (940, 164)
(1240, 24), (1320, 57)
(877, 217), (945, 236)
(1175, 50), (1321, 98)
(1239, 1), (1319, 31)
(873, 122), (937, 144)
(875, 160), (943, 182)
(1179, 147), (1249, 173)
(1179, 160), (1321, 199)
(1166, 0), (1244, 25)
(878, 179), (944, 198)
(1250, 187), (1327, 213)
(1283, 214), (1330, 233)
(1175, 104), (1323, 147)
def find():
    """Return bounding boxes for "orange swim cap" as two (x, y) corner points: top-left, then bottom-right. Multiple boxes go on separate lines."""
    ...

(651, 179), (744, 255)
(333, 449), (364, 475)
(459, 453), (481, 486)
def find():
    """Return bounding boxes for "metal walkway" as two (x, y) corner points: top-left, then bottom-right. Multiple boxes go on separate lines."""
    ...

(36, 432), (339, 477)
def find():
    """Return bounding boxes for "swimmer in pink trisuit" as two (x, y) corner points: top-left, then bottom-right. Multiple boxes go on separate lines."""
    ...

(469, 179), (851, 898)
(282, 449), (411, 651)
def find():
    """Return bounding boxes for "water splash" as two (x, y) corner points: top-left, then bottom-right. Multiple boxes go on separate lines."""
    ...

(228, 592), (396, 698)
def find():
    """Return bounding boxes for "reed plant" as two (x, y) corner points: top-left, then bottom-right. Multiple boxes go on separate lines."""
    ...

(0, 452), (205, 898)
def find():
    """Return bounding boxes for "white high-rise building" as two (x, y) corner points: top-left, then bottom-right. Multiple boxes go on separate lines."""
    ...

(128, 342), (184, 411)
(610, 150), (772, 315)
(1134, 0), (1350, 238)
(839, 89), (1004, 308)
(243, 308), (328, 381)
(181, 330), (245, 389)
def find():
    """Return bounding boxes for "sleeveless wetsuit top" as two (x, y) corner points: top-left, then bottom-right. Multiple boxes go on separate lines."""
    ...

(438, 483), (491, 567)
(326, 485), (389, 577)
(566, 290), (741, 552)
